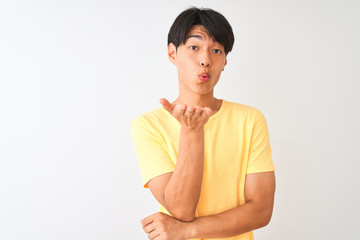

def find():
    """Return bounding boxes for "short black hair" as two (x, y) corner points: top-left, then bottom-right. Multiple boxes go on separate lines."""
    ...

(168, 7), (235, 55)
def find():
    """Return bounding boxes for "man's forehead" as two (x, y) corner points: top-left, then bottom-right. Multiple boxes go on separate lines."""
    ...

(186, 25), (209, 37)
(185, 34), (204, 40)
(185, 33), (220, 47)
(185, 26), (215, 42)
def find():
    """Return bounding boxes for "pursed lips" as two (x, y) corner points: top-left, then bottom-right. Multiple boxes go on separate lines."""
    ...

(199, 72), (210, 82)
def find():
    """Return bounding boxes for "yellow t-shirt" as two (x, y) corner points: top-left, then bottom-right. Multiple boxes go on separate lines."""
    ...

(131, 100), (275, 240)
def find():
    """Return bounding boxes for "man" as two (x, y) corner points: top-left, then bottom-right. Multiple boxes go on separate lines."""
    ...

(131, 7), (275, 240)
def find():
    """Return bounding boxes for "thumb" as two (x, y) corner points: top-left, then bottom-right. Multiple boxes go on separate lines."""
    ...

(159, 98), (174, 113)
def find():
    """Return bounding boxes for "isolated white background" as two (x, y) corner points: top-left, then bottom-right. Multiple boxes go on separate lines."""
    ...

(1, 0), (359, 239)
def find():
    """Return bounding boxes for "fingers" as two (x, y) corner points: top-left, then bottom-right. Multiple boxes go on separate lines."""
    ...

(173, 104), (187, 115)
(193, 106), (202, 118)
(187, 105), (195, 112)
(159, 99), (213, 128)
(159, 98), (174, 113)
(203, 107), (212, 116)
(185, 105), (195, 117)
(141, 212), (163, 240)
(143, 222), (156, 234)
(159, 98), (170, 106)
(148, 229), (160, 240)
(159, 98), (213, 116)
(174, 104), (211, 120)
(187, 106), (211, 117)
(141, 212), (157, 228)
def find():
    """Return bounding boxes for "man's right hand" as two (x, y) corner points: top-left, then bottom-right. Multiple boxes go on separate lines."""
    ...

(160, 98), (212, 131)
(146, 98), (208, 221)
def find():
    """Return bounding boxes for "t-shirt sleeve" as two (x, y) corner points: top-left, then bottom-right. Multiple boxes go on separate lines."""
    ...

(246, 109), (275, 174)
(130, 116), (175, 188)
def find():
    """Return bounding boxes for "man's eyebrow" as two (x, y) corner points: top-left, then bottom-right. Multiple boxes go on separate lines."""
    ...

(185, 34), (203, 40)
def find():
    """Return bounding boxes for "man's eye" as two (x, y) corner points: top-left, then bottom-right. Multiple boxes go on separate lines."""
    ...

(189, 46), (198, 50)
(212, 49), (222, 54)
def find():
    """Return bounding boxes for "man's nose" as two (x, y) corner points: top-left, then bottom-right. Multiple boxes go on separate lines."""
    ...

(200, 53), (211, 68)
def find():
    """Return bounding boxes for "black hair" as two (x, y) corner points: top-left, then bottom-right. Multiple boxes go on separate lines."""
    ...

(168, 7), (235, 55)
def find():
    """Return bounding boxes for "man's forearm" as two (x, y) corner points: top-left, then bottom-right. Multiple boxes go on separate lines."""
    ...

(184, 201), (272, 239)
(163, 127), (204, 221)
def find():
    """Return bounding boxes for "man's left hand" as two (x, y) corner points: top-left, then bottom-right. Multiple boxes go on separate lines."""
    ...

(141, 212), (191, 240)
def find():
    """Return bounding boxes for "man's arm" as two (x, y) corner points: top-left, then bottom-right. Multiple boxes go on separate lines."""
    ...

(187, 171), (275, 238)
(147, 99), (212, 222)
(141, 171), (276, 240)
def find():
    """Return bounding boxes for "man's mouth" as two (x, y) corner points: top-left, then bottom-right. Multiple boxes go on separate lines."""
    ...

(199, 72), (209, 82)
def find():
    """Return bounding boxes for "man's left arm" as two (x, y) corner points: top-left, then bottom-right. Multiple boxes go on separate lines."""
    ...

(141, 171), (275, 240)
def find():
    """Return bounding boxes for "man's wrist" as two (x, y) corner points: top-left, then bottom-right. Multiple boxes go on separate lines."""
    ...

(183, 219), (198, 239)
(180, 126), (204, 135)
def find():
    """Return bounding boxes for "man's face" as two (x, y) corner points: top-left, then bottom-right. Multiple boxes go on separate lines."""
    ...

(168, 25), (227, 96)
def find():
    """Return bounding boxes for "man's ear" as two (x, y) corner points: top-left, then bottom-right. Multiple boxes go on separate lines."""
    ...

(168, 43), (177, 65)
(223, 58), (227, 71)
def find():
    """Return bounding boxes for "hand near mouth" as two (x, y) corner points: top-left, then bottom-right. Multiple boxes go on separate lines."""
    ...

(160, 98), (212, 131)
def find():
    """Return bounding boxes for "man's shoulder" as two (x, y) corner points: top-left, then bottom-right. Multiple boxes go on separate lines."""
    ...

(131, 107), (170, 129)
(135, 107), (166, 120)
(223, 99), (262, 116)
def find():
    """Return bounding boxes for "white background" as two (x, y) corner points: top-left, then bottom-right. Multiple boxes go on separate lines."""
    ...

(1, 0), (359, 239)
